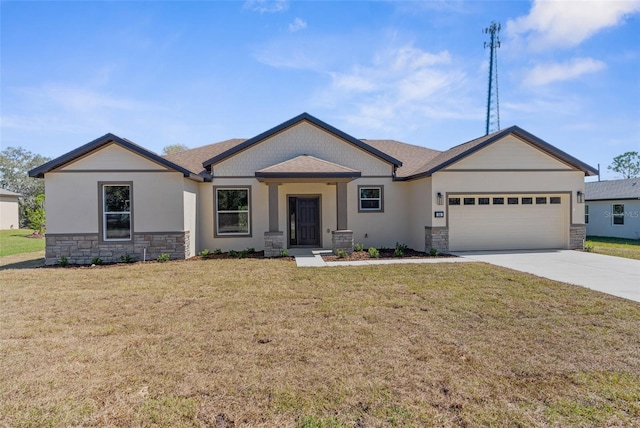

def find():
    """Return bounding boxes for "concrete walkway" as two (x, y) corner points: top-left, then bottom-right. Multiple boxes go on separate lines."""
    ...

(292, 249), (473, 268)
(453, 250), (640, 303)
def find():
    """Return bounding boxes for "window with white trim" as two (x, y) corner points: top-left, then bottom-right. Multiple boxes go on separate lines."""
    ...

(103, 185), (131, 241)
(216, 188), (250, 235)
(613, 204), (624, 225)
(585, 204), (589, 224)
(358, 186), (383, 212)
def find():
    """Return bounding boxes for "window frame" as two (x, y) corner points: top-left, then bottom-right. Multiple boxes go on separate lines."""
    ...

(357, 185), (384, 212)
(214, 186), (252, 237)
(99, 182), (133, 243)
(585, 204), (589, 224)
(449, 197), (461, 206)
(612, 203), (624, 226)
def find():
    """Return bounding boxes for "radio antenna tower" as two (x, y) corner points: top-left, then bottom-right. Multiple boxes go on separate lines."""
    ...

(484, 21), (501, 135)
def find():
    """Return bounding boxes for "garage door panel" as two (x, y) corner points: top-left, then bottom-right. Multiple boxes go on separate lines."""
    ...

(449, 194), (568, 251)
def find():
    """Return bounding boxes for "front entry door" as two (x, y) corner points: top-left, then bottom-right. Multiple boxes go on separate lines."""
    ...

(289, 197), (320, 246)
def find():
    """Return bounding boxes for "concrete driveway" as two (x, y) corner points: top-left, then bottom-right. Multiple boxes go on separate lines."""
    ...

(453, 250), (640, 303)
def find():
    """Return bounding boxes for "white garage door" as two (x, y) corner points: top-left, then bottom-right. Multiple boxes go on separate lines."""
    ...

(448, 194), (569, 251)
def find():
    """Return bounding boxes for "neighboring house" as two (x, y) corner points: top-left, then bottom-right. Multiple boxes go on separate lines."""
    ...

(585, 178), (640, 240)
(0, 189), (21, 230)
(29, 113), (597, 265)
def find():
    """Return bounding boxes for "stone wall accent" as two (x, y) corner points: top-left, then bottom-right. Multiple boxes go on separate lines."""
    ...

(425, 226), (449, 254)
(332, 230), (354, 255)
(45, 231), (190, 265)
(570, 224), (586, 250)
(264, 231), (285, 257)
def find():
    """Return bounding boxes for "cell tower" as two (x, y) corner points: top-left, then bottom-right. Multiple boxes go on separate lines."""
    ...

(484, 21), (501, 135)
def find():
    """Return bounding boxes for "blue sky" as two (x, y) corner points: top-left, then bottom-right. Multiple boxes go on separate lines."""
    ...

(2, 0), (639, 180)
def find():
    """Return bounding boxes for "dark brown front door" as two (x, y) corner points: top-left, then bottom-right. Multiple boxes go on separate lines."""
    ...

(289, 197), (320, 246)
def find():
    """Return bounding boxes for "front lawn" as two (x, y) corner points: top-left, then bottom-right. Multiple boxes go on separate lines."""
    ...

(1, 260), (638, 427)
(0, 229), (45, 257)
(586, 236), (640, 260)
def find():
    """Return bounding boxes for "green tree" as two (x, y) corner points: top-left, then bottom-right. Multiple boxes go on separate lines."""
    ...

(162, 144), (189, 155)
(608, 151), (640, 179)
(0, 146), (51, 228)
(26, 194), (46, 233)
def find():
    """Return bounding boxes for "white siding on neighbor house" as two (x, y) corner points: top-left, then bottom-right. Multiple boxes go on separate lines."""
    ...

(447, 135), (573, 171)
(0, 195), (20, 230)
(45, 171), (186, 234)
(213, 122), (392, 177)
(59, 143), (170, 171)
(586, 199), (640, 240)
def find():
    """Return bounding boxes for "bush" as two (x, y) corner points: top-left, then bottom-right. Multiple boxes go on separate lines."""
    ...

(584, 243), (594, 253)
(336, 249), (347, 259)
(57, 256), (69, 267)
(279, 249), (289, 257)
(429, 248), (439, 257)
(246, 247), (256, 254)
(238, 249), (248, 259)
(394, 242), (408, 257)
(120, 254), (134, 263)
(199, 248), (211, 257)
(157, 253), (170, 263)
(91, 257), (103, 265)
(213, 248), (222, 255)
(354, 243), (364, 252)
(368, 247), (380, 258)
(228, 250), (238, 258)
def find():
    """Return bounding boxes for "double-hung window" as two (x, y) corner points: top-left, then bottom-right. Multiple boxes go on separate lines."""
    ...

(612, 204), (624, 225)
(216, 187), (250, 235)
(102, 184), (131, 241)
(358, 186), (383, 212)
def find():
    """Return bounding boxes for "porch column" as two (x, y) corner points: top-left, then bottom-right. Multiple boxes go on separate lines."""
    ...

(336, 182), (348, 230)
(268, 182), (279, 232)
(333, 182), (353, 254)
(264, 182), (284, 257)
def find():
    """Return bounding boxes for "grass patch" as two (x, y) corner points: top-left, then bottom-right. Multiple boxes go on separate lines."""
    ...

(0, 229), (45, 257)
(1, 260), (639, 426)
(586, 236), (640, 260)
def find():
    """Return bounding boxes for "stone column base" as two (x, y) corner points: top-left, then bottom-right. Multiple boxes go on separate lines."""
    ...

(425, 226), (449, 254)
(332, 230), (354, 255)
(570, 224), (586, 250)
(264, 231), (285, 257)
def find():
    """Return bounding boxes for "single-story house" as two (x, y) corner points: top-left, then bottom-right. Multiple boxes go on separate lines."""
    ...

(29, 112), (597, 265)
(585, 178), (640, 240)
(0, 188), (21, 230)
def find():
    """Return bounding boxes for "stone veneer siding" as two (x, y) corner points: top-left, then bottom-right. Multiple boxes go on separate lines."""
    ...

(45, 231), (190, 265)
(332, 230), (354, 255)
(425, 226), (449, 254)
(264, 231), (285, 257)
(569, 224), (586, 250)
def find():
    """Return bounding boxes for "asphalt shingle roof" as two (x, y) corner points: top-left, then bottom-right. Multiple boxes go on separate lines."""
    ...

(585, 178), (640, 200)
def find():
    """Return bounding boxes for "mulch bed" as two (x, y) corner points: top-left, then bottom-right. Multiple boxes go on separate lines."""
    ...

(322, 248), (455, 262)
(194, 251), (295, 261)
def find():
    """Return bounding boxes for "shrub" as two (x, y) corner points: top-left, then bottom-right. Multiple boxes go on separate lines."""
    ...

(238, 249), (248, 259)
(57, 256), (69, 267)
(394, 242), (408, 257)
(120, 254), (134, 263)
(157, 253), (170, 263)
(279, 249), (289, 257)
(368, 247), (380, 258)
(199, 248), (211, 257)
(91, 257), (103, 265)
(213, 248), (222, 255)
(246, 247), (256, 254)
(584, 243), (594, 253)
(336, 249), (347, 258)
(429, 248), (439, 257)
(228, 250), (239, 258)
(354, 243), (364, 252)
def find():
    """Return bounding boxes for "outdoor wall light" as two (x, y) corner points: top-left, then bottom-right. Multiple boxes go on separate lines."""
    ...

(577, 191), (584, 203)
(437, 192), (444, 205)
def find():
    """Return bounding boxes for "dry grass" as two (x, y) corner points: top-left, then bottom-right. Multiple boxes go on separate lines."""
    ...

(1, 259), (639, 427)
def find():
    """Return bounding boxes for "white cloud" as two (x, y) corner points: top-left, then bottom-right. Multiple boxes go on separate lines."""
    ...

(243, 0), (288, 13)
(524, 57), (606, 86)
(289, 17), (307, 32)
(506, 0), (640, 50)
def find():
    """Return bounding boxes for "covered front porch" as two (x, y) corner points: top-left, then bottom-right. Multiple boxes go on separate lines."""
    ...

(255, 155), (360, 257)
